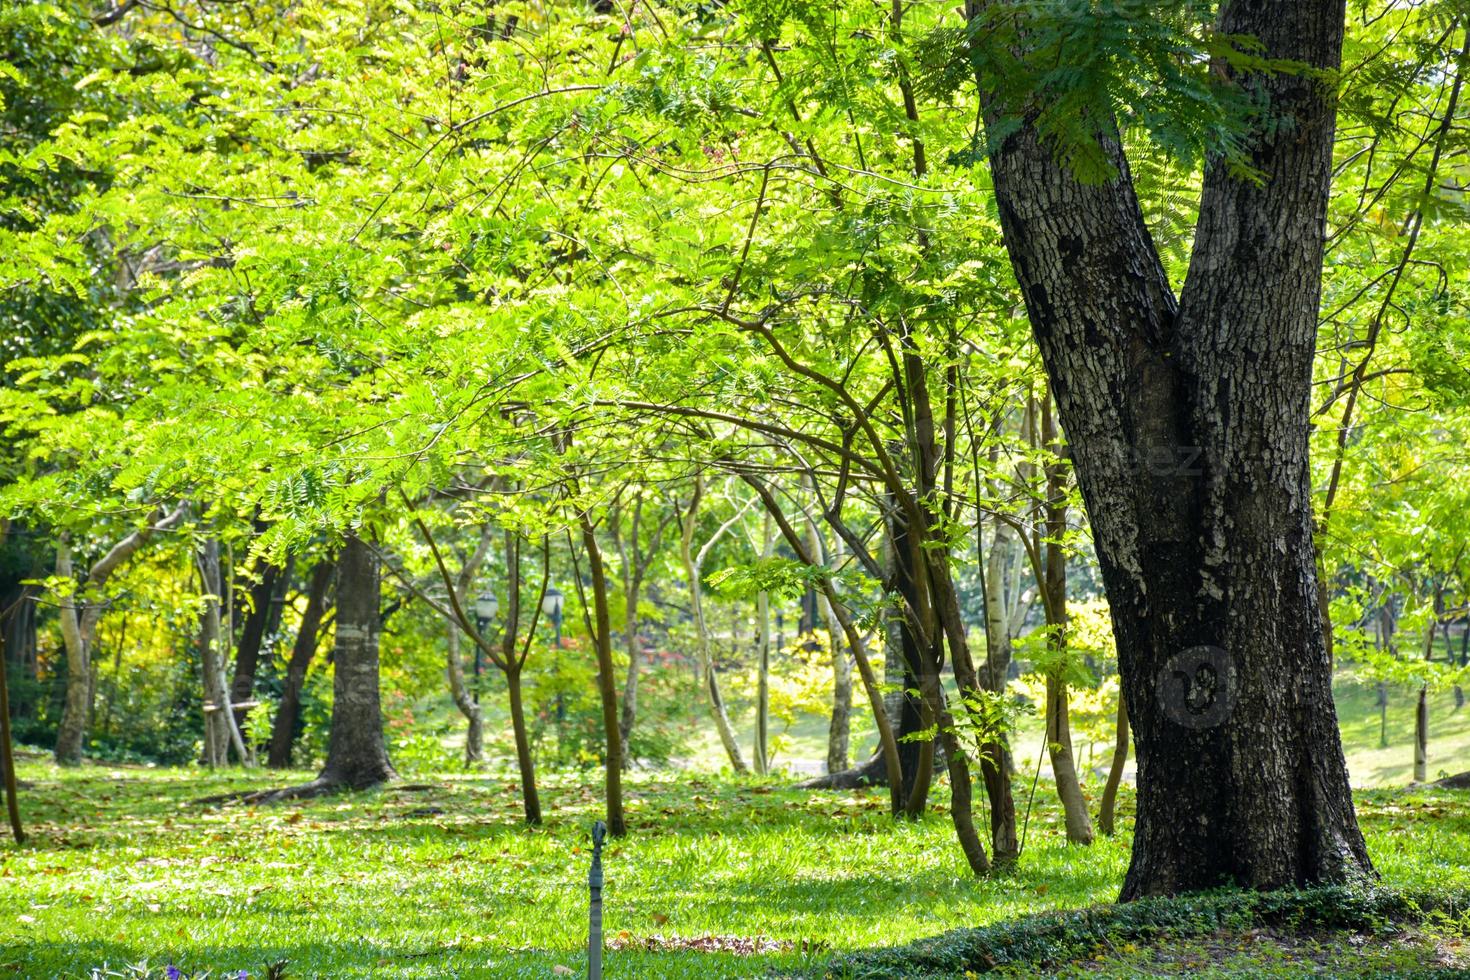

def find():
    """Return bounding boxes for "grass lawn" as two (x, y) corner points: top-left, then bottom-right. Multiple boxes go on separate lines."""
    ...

(1, 749), (1468, 978)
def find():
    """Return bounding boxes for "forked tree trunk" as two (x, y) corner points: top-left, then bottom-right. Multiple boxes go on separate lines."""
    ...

(981, 0), (1371, 896)
(317, 534), (395, 789)
(268, 557), (334, 769)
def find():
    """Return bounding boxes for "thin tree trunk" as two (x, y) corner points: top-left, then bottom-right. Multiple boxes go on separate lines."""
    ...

(506, 665), (541, 824)
(230, 538), (282, 734)
(799, 480), (851, 775)
(741, 474), (904, 813)
(53, 540), (89, 766)
(268, 557), (334, 769)
(0, 615), (26, 843)
(680, 480), (748, 773)
(614, 509), (641, 759)
(446, 524), (495, 766)
(1414, 685), (1428, 782)
(754, 513), (774, 774)
(579, 517), (626, 836)
(197, 539), (248, 767)
(317, 534), (395, 789)
(978, 516), (1020, 865)
(445, 628), (483, 764)
(1415, 617), (1435, 782)
(1099, 691), (1129, 836)
(755, 592), (771, 775)
(1041, 395), (1093, 845)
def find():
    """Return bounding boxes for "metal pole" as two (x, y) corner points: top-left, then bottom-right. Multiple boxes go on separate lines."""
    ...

(588, 820), (606, 980)
(554, 609), (565, 724)
(472, 622), (483, 706)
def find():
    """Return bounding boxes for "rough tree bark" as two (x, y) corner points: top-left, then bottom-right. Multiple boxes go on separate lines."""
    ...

(316, 534), (396, 789)
(268, 557), (335, 769)
(980, 0), (1372, 896)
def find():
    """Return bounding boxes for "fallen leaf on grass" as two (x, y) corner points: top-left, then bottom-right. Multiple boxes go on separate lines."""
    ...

(607, 934), (800, 955)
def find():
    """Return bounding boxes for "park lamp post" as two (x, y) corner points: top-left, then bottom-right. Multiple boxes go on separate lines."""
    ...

(472, 590), (498, 705)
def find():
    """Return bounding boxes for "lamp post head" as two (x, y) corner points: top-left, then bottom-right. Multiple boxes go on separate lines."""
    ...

(474, 590), (498, 625)
(543, 586), (565, 619)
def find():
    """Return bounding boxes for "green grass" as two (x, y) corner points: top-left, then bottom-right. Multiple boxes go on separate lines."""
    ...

(1, 751), (1469, 978)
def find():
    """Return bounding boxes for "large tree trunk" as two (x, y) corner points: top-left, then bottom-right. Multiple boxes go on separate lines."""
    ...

(981, 0), (1371, 896)
(268, 557), (334, 769)
(317, 535), (395, 789)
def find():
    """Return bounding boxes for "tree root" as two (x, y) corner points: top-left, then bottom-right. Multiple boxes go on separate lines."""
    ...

(191, 776), (388, 806)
